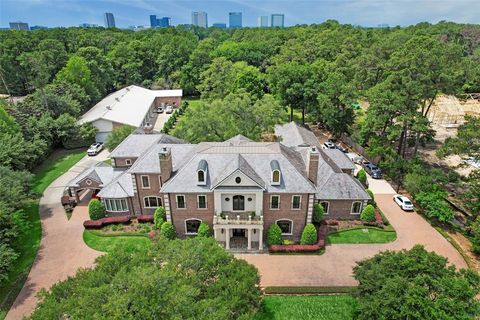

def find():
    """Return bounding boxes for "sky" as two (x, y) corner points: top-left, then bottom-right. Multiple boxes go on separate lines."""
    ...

(0, 0), (479, 29)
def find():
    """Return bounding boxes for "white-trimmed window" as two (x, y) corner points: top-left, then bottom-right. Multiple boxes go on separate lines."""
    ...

(125, 159), (132, 166)
(141, 175), (150, 189)
(104, 198), (128, 212)
(185, 219), (201, 235)
(271, 170), (281, 185)
(351, 201), (362, 214)
(197, 195), (207, 209)
(270, 195), (280, 209)
(292, 195), (301, 209)
(176, 195), (186, 209)
(276, 220), (293, 235)
(320, 201), (329, 215)
(197, 170), (206, 184)
(144, 196), (162, 208)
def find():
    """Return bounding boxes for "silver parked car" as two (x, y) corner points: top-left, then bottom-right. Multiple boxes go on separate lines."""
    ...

(165, 105), (174, 114)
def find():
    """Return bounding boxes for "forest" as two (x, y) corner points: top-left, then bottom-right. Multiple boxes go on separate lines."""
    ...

(1, 20), (480, 293)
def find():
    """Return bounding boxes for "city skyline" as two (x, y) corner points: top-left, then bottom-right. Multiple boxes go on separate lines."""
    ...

(1, 0), (479, 29)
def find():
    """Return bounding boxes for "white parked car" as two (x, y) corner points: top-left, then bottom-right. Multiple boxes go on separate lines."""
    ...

(87, 143), (104, 156)
(165, 105), (174, 114)
(393, 195), (414, 211)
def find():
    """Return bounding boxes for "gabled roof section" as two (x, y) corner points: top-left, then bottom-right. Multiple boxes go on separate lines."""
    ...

(211, 154), (266, 189)
(67, 163), (124, 188)
(109, 133), (186, 158)
(225, 134), (253, 144)
(274, 122), (322, 149)
(322, 149), (356, 170)
(97, 172), (134, 198)
(79, 85), (182, 127)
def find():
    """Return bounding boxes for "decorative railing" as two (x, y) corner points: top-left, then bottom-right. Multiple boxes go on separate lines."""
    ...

(213, 211), (263, 225)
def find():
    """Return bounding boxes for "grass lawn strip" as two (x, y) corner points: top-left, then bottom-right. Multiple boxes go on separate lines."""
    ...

(253, 295), (358, 320)
(264, 286), (356, 295)
(83, 230), (151, 253)
(0, 149), (85, 319)
(327, 226), (396, 244)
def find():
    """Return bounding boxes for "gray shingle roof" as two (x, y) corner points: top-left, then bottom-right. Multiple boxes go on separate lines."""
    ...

(67, 163), (124, 187)
(322, 149), (356, 170)
(109, 133), (185, 158)
(274, 122), (322, 149)
(97, 172), (134, 198)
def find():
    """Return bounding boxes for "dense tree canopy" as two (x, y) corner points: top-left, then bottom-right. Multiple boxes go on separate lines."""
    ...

(28, 237), (261, 320)
(354, 245), (480, 320)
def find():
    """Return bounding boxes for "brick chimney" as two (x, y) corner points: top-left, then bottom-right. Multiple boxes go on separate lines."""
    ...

(159, 147), (172, 184)
(306, 147), (319, 185)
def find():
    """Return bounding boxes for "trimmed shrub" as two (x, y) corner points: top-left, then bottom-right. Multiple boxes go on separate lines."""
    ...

(160, 221), (176, 240)
(88, 199), (105, 220)
(300, 223), (318, 245)
(197, 222), (211, 237)
(360, 204), (376, 222)
(312, 203), (324, 224)
(154, 207), (166, 229)
(357, 169), (367, 186)
(267, 224), (283, 246)
(366, 189), (375, 205)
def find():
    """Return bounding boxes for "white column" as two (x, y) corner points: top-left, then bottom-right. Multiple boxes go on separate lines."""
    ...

(213, 191), (222, 214)
(247, 228), (252, 250)
(213, 227), (217, 240)
(258, 228), (263, 250)
(225, 227), (230, 250)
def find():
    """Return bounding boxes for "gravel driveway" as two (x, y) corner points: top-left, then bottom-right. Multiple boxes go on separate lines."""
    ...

(5, 152), (108, 320)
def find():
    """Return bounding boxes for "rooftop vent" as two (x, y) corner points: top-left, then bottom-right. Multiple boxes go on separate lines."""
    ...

(115, 97), (120, 102)
(106, 106), (112, 110)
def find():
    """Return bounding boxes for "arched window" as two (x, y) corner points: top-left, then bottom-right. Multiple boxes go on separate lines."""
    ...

(272, 170), (281, 184)
(144, 196), (162, 208)
(185, 219), (202, 234)
(232, 195), (245, 211)
(276, 220), (293, 235)
(198, 170), (205, 183)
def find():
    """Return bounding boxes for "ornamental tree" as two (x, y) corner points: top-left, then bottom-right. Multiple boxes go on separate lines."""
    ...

(267, 224), (283, 246)
(154, 207), (166, 229)
(197, 222), (211, 237)
(160, 221), (176, 240)
(353, 245), (480, 320)
(356, 169), (367, 186)
(312, 203), (324, 224)
(88, 199), (105, 220)
(360, 204), (375, 223)
(300, 223), (317, 245)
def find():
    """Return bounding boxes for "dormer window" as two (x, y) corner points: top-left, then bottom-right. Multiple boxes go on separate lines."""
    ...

(197, 159), (208, 186)
(270, 160), (281, 186)
(198, 170), (205, 184)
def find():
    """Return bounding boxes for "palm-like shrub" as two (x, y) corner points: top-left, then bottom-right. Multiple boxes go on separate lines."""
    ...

(300, 223), (317, 245)
(88, 199), (105, 220)
(267, 224), (283, 245)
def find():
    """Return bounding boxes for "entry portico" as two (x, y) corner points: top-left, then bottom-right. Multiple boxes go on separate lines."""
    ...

(213, 215), (264, 251)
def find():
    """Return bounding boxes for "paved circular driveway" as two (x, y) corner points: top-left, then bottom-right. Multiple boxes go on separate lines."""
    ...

(5, 152), (107, 320)
(238, 193), (467, 287)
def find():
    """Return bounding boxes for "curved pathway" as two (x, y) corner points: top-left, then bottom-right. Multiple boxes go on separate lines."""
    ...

(5, 152), (108, 320)
(239, 192), (467, 287)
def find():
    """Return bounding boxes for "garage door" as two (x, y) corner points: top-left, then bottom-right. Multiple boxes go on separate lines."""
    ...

(95, 132), (110, 143)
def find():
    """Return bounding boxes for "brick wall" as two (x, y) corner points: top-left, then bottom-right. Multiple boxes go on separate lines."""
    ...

(112, 157), (137, 168)
(263, 193), (309, 242)
(169, 193), (215, 238)
(134, 173), (163, 215)
(153, 96), (182, 108)
(321, 199), (364, 220)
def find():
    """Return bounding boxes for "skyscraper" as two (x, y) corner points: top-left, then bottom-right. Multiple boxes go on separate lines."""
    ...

(159, 17), (171, 27)
(104, 12), (115, 28)
(212, 23), (227, 28)
(229, 12), (242, 28)
(258, 16), (269, 27)
(9, 22), (29, 30)
(150, 15), (158, 28)
(271, 14), (284, 28)
(151, 15), (171, 28)
(192, 11), (208, 28)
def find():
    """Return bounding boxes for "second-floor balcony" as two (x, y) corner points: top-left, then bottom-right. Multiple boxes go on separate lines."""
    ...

(213, 211), (263, 225)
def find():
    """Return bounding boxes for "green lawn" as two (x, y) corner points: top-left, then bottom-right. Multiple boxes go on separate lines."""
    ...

(327, 227), (397, 244)
(83, 230), (151, 253)
(31, 149), (86, 194)
(253, 295), (358, 320)
(0, 149), (86, 319)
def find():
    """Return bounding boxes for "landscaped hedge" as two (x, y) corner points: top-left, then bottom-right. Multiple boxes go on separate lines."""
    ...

(269, 225), (327, 253)
(83, 216), (132, 229)
(137, 215), (154, 223)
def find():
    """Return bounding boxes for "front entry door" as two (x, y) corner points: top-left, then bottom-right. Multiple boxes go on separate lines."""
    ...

(232, 228), (245, 237)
